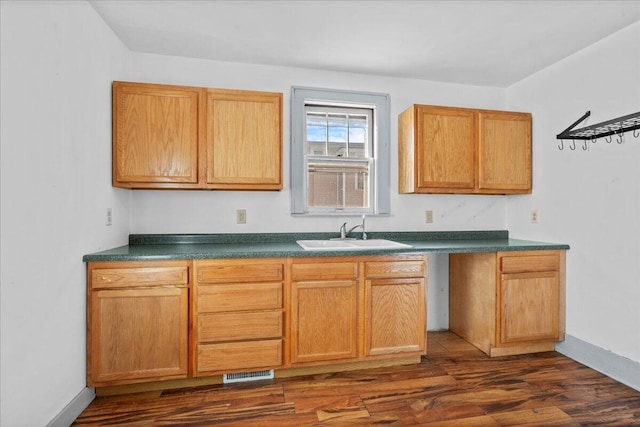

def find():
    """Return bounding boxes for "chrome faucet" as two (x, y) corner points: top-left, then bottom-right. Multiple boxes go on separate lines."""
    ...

(361, 214), (367, 240)
(338, 215), (367, 240)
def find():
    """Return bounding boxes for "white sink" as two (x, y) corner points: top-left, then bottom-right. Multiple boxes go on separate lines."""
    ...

(296, 239), (412, 251)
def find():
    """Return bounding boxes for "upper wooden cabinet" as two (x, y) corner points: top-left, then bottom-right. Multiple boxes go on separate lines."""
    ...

(205, 89), (282, 189)
(112, 82), (203, 188)
(399, 104), (531, 194)
(112, 81), (282, 190)
(477, 111), (532, 193)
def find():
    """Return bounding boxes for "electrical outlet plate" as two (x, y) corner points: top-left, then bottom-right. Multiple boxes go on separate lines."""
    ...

(236, 209), (246, 224)
(530, 210), (539, 224)
(425, 210), (433, 223)
(105, 208), (112, 226)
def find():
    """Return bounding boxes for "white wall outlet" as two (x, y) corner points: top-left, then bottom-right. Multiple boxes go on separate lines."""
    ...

(530, 210), (539, 224)
(236, 209), (247, 224)
(425, 210), (433, 223)
(105, 208), (113, 226)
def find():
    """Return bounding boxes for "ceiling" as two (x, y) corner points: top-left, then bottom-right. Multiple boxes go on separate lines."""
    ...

(89, 0), (640, 87)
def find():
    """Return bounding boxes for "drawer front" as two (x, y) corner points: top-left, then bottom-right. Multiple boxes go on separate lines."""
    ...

(291, 262), (358, 281)
(365, 260), (425, 279)
(197, 339), (282, 372)
(91, 267), (188, 289)
(198, 282), (283, 312)
(198, 311), (283, 342)
(501, 255), (559, 273)
(197, 262), (283, 283)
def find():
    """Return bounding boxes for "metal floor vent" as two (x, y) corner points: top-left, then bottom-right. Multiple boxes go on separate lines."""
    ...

(223, 369), (274, 384)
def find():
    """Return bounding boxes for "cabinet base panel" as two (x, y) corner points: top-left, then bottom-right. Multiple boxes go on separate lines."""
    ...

(279, 355), (422, 378)
(489, 342), (557, 357)
(94, 356), (422, 396)
(96, 376), (224, 397)
(449, 329), (559, 357)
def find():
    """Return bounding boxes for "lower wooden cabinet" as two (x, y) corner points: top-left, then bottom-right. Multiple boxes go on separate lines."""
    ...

(193, 259), (285, 375)
(290, 256), (427, 366)
(364, 259), (426, 357)
(87, 250), (565, 388)
(449, 250), (565, 357)
(86, 261), (190, 387)
(290, 260), (359, 364)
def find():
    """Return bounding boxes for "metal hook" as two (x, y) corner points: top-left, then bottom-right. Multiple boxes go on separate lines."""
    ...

(617, 130), (624, 144)
(569, 140), (576, 150)
(557, 140), (564, 150)
(582, 140), (589, 151)
(606, 134), (612, 143)
(634, 128), (640, 138)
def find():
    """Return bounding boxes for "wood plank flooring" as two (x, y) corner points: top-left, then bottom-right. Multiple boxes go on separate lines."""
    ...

(73, 332), (640, 426)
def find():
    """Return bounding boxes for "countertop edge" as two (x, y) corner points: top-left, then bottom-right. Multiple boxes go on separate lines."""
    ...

(83, 233), (570, 262)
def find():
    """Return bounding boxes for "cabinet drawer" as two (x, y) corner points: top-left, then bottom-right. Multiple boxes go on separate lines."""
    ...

(198, 282), (283, 312)
(365, 260), (425, 279)
(197, 339), (282, 372)
(291, 262), (358, 281)
(198, 311), (283, 342)
(501, 255), (559, 273)
(91, 267), (188, 289)
(197, 261), (283, 283)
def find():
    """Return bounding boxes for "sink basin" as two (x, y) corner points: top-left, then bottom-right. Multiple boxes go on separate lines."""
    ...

(296, 239), (412, 251)
(296, 240), (356, 250)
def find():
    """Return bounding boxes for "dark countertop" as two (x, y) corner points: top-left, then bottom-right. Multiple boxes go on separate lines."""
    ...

(83, 230), (570, 262)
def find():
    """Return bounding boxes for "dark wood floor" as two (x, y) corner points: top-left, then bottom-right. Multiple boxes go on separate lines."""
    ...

(73, 332), (640, 426)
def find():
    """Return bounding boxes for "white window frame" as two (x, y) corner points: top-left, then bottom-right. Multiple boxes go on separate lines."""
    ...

(291, 87), (390, 216)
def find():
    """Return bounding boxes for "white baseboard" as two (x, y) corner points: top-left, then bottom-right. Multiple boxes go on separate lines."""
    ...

(556, 334), (640, 392)
(46, 387), (95, 427)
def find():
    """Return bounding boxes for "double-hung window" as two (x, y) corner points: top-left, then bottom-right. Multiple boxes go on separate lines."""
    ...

(291, 87), (390, 215)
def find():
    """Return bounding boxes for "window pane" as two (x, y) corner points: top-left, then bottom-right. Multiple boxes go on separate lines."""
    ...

(348, 127), (366, 144)
(328, 141), (347, 157)
(349, 115), (367, 142)
(307, 161), (370, 210)
(307, 125), (327, 143)
(328, 114), (348, 143)
(307, 113), (326, 127)
(307, 141), (326, 156)
(348, 115), (367, 158)
(308, 172), (344, 208)
(307, 171), (369, 209)
(326, 114), (345, 156)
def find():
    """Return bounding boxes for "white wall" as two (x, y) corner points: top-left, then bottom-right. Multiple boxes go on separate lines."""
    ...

(0, 2), (132, 426)
(128, 53), (508, 236)
(506, 22), (640, 364)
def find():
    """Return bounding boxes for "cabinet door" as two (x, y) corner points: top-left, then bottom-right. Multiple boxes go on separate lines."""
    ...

(112, 82), (203, 188)
(365, 278), (426, 356)
(88, 287), (188, 386)
(478, 111), (531, 193)
(205, 89), (282, 189)
(499, 271), (559, 344)
(415, 105), (476, 191)
(291, 280), (358, 363)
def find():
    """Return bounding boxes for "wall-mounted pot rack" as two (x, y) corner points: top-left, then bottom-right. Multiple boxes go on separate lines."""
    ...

(556, 110), (640, 150)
